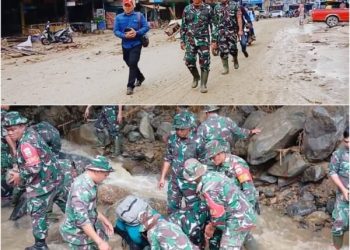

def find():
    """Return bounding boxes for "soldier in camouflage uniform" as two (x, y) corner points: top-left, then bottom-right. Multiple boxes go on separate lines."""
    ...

(177, 106), (198, 131)
(197, 106), (261, 165)
(60, 155), (114, 250)
(84, 105), (123, 157)
(180, 0), (214, 93)
(158, 112), (203, 214)
(138, 207), (199, 250)
(31, 121), (61, 154)
(212, 0), (243, 74)
(4, 111), (68, 250)
(183, 158), (256, 250)
(1, 106), (17, 198)
(205, 140), (259, 250)
(329, 127), (349, 250)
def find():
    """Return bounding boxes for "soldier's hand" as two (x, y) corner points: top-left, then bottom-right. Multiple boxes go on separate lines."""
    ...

(9, 170), (20, 186)
(238, 30), (243, 37)
(211, 42), (218, 50)
(180, 42), (185, 50)
(250, 128), (261, 135)
(117, 113), (123, 124)
(97, 240), (111, 250)
(204, 223), (215, 239)
(158, 178), (165, 190)
(84, 108), (90, 120)
(342, 189), (349, 201)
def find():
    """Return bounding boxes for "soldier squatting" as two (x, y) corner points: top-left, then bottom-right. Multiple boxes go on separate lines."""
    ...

(1, 106), (349, 250)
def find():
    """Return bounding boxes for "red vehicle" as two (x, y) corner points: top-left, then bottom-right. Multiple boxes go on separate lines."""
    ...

(310, 7), (349, 27)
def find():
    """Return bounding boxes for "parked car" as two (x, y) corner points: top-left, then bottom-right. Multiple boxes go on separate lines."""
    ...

(269, 10), (284, 18)
(310, 8), (349, 27)
(259, 10), (269, 19)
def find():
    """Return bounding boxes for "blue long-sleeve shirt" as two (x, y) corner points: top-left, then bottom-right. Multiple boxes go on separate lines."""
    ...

(114, 11), (150, 49)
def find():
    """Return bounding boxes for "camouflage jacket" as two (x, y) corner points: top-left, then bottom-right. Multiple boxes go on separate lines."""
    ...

(178, 109), (198, 131)
(60, 172), (101, 245)
(197, 113), (250, 156)
(16, 127), (63, 198)
(164, 131), (202, 177)
(1, 109), (12, 170)
(329, 145), (349, 193)
(212, 1), (240, 42)
(147, 219), (198, 250)
(200, 171), (256, 231)
(212, 154), (257, 206)
(180, 3), (214, 46)
(95, 106), (118, 129)
(31, 121), (61, 154)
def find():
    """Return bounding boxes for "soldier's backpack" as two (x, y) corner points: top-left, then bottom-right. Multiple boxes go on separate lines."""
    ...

(116, 195), (149, 226)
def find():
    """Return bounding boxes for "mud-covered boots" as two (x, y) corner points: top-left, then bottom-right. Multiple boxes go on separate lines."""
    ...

(221, 58), (229, 75)
(189, 67), (200, 88)
(200, 70), (209, 93)
(233, 55), (239, 69)
(25, 240), (49, 250)
(332, 235), (343, 249)
(111, 135), (123, 158)
(93, 129), (106, 149)
(244, 233), (259, 250)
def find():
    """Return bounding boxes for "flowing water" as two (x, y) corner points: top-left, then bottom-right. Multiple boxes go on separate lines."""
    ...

(2, 140), (349, 250)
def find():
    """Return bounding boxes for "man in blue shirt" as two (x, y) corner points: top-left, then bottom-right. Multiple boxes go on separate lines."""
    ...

(114, 0), (149, 95)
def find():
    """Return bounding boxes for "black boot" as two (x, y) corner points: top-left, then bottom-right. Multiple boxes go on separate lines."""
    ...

(233, 55), (239, 69)
(189, 67), (200, 88)
(332, 234), (343, 249)
(25, 240), (49, 250)
(220, 58), (229, 75)
(200, 70), (209, 93)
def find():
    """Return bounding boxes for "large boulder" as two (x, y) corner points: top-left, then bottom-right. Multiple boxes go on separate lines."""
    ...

(302, 106), (348, 162)
(268, 152), (309, 178)
(243, 110), (267, 130)
(286, 200), (317, 217)
(155, 122), (172, 141)
(301, 163), (327, 183)
(247, 106), (308, 165)
(66, 123), (99, 145)
(139, 115), (155, 141)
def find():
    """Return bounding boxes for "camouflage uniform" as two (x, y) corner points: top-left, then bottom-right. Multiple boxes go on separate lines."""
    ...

(201, 172), (256, 249)
(60, 172), (108, 249)
(164, 130), (202, 213)
(329, 145), (349, 237)
(212, 1), (240, 60)
(147, 219), (199, 250)
(181, 3), (213, 72)
(1, 109), (13, 197)
(15, 127), (67, 241)
(31, 121), (61, 154)
(178, 109), (198, 131)
(197, 113), (250, 164)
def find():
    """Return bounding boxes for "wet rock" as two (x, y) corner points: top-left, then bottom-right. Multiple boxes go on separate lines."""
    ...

(268, 152), (309, 178)
(302, 106), (348, 161)
(122, 159), (147, 175)
(122, 124), (138, 134)
(301, 191), (315, 202)
(66, 123), (99, 145)
(286, 200), (317, 217)
(145, 151), (155, 162)
(155, 122), (172, 140)
(128, 131), (142, 142)
(255, 172), (277, 184)
(247, 106), (308, 165)
(238, 106), (257, 116)
(243, 110), (267, 130)
(326, 198), (336, 214)
(263, 188), (276, 198)
(139, 115), (155, 141)
(277, 176), (300, 188)
(131, 152), (146, 161)
(304, 211), (330, 226)
(301, 163), (327, 183)
(38, 106), (73, 127)
(151, 116), (162, 129)
(312, 178), (337, 208)
(233, 140), (249, 157)
(98, 184), (132, 205)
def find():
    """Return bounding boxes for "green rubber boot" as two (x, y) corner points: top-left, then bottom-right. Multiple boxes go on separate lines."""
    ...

(93, 129), (106, 149)
(332, 234), (343, 250)
(200, 70), (209, 93)
(110, 135), (123, 158)
(233, 55), (239, 69)
(189, 67), (200, 88)
(221, 58), (229, 75)
(244, 233), (259, 250)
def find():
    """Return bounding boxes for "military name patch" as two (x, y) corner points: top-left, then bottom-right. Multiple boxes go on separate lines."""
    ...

(21, 143), (40, 166)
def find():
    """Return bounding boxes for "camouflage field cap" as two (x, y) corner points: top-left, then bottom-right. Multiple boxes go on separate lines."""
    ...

(86, 155), (114, 172)
(183, 158), (207, 181)
(173, 113), (191, 129)
(3, 111), (28, 127)
(203, 105), (220, 113)
(205, 140), (226, 158)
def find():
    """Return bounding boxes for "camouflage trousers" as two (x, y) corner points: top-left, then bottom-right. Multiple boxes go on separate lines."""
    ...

(1, 147), (13, 197)
(184, 43), (210, 72)
(27, 184), (67, 240)
(209, 228), (249, 250)
(167, 174), (198, 214)
(332, 193), (349, 236)
(95, 112), (119, 139)
(218, 33), (238, 59)
(169, 200), (209, 248)
(68, 222), (108, 249)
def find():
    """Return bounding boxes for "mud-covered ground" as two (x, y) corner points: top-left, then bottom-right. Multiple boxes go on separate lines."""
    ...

(1, 18), (348, 105)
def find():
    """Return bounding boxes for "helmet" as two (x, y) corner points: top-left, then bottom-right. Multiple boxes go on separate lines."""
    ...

(183, 158), (207, 181)
(3, 111), (28, 127)
(173, 113), (190, 129)
(205, 140), (226, 158)
(86, 155), (114, 172)
(203, 106), (220, 113)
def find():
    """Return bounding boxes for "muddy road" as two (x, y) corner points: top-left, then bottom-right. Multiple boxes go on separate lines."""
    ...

(1, 18), (348, 105)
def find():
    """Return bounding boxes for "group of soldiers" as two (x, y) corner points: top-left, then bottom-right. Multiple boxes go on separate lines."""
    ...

(181, 0), (250, 93)
(1, 105), (348, 250)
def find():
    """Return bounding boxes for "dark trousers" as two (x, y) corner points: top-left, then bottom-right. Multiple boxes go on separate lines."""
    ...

(122, 44), (144, 89)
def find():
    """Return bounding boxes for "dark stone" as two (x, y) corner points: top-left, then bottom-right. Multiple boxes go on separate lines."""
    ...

(301, 163), (327, 183)
(239, 106), (257, 116)
(286, 200), (317, 217)
(128, 131), (142, 142)
(268, 152), (309, 178)
(301, 191), (315, 202)
(243, 110), (267, 130)
(122, 124), (138, 134)
(326, 198), (336, 215)
(256, 172), (278, 184)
